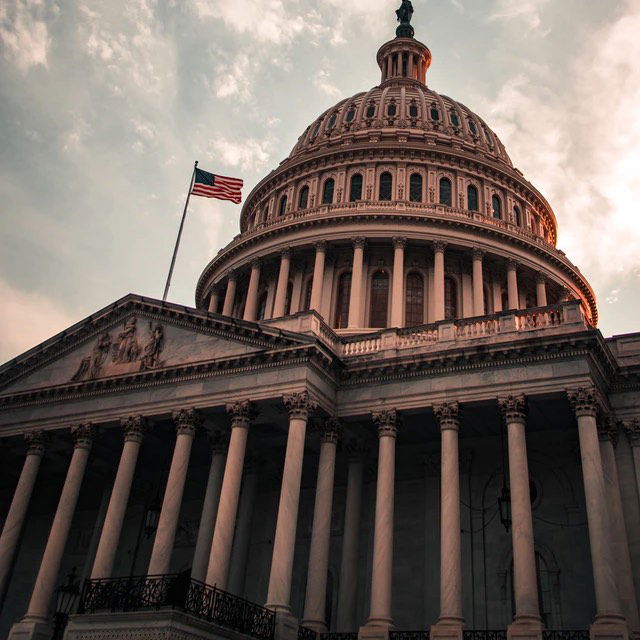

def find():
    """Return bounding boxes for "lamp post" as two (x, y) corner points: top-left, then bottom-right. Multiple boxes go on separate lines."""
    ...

(52, 567), (80, 640)
(129, 493), (162, 576)
(498, 417), (512, 532)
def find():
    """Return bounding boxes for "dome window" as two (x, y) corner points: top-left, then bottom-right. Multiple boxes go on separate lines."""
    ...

(513, 205), (522, 226)
(492, 194), (502, 219)
(484, 127), (492, 145)
(310, 121), (321, 141)
(366, 103), (376, 119)
(370, 270), (390, 328)
(278, 195), (288, 217)
(298, 185), (309, 210)
(328, 113), (337, 130)
(468, 120), (478, 136)
(346, 108), (356, 123)
(409, 173), (423, 202)
(379, 172), (393, 201)
(430, 106), (440, 121)
(444, 277), (458, 320)
(405, 272), (424, 326)
(409, 103), (419, 118)
(387, 101), (397, 117)
(335, 272), (352, 328)
(439, 177), (452, 206)
(467, 185), (479, 211)
(450, 111), (460, 128)
(322, 178), (335, 205)
(350, 173), (363, 202)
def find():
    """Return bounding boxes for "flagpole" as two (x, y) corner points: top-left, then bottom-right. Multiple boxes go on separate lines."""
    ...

(162, 161), (198, 302)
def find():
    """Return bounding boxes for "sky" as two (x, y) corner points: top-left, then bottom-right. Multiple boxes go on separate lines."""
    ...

(1, 0), (640, 363)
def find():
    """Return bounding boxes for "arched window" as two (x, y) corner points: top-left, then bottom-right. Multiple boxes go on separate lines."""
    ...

(483, 286), (492, 316)
(278, 195), (288, 217)
(430, 105), (440, 121)
(310, 121), (321, 141)
(444, 277), (457, 320)
(492, 195), (502, 219)
(350, 174), (363, 202)
(484, 127), (493, 145)
(468, 119), (478, 136)
(369, 271), (389, 328)
(387, 101), (397, 117)
(298, 186), (309, 210)
(302, 278), (313, 311)
(322, 178), (335, 205)
(409, 173), (423, 202)
(284, 281), (293, 316)
(405, 272), (424, 326)
(327, 113), (337, 130)
(409, 102), (419, 118)
(513, 205), (522, 226)
(467, 185), (479, 211)
(439, 177), (452, 206)
(257, 291), (268, 321)
(346, 108), (356, 123)
(379, 172), (393, 201)
(366, 103), (376, 118)
(334, 272), (352, 328)
(450, 111), (460, 128)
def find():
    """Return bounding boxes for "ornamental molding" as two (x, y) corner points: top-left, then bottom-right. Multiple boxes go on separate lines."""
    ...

(71, 423), (94, 450)
(226, 399), (255, 428)
(121, 415), (147, 443)
(433, 401), (460, 431)
(24, 429), (48, 456)
(567, 385), (602, 418)
(208, 427), (230, 453)
(372, 408), (399, 438)
(173, 408), (202, 436)
(283, 391), (317, 419)
(317, 417), (342, 444)
(498, 394), (527, 424)
(596, 414), (618, 446)
(620, 418), (640, 447)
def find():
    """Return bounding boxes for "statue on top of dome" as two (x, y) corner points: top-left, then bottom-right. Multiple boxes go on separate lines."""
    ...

(395, 0), (415, 38)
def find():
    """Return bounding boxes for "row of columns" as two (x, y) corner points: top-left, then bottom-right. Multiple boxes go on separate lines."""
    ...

(3, 387), (639, 638)
(213, 239), (550, 327)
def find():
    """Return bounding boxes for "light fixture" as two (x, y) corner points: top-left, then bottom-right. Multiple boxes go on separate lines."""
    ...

(144, 493), (162, 538)
(498, 416), (512, 533)
(52, 567), (80, 640)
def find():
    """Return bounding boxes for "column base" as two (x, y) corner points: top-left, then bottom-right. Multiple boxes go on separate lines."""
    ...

(430, 618), (464, 640)
(359, 623), (393, 640)
(272, 610), (300, 640)
(8, 618), (53, 640)
(590, 617), (629, 640)
(507, 618), (544, 640)
(302, 619), (328, 633)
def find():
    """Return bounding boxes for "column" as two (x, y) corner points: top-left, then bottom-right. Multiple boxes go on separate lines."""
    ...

(266, 392), (316, 617)
(191, 428), (228, 583)
(91, 416), (147, 579)
(302, 419), (341, 631)
(361, 410), (399, 635)
(498, 396), (542, 638)
(0, 431), (46, 603)
(348, 238), (365, 329)
(147, 408), (200, 576)
(208, 289), (219, 313)
(598, 419), (640, 633)
(507, 259), (519, 310)
(273, 249), (292, 318)
(222, 271), (237, 316)
(310, 241), (327, 314)
(431, 403), (464, 638)
(472, 248), (485, 316)
(622, 420), (640, 505)
(206, 401), (253, 590)
(227, 456), (260, 596)
(337, 440), (367, 632)
(244, 260), (262, 321)
(620, 420), (640, 607)
(390, 237), (406, 328)
(535, 273), (547, 307)
(433, 241), (446, 322)
(13, 425), (93, 634)
(567, 388), (626, 635)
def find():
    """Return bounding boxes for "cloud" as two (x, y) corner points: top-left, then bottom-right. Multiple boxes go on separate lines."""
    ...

(0, 277), (79, 364)
(0, 0), (53, 72)
(314, 65), (341, 97)
(205, 136), (273, 173)
(489, 0), (551, 32)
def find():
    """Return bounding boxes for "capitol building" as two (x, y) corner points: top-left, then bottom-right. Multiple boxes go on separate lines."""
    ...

(1, 5), (639, 640)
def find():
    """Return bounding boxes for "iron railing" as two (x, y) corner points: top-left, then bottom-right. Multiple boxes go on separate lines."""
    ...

(389, 631), (430, 640)
(299, 626), (319, 640)
(543, 632), (589, 640)
(463, 631), (507, 640)
(79, 574), (275, 640)
(321, 634), (359, 640)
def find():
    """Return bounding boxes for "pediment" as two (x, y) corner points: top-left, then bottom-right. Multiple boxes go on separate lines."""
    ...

(0, 295), (309, 395)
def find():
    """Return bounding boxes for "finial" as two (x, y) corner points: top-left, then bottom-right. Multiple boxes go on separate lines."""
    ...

(396, 0), (415, 38)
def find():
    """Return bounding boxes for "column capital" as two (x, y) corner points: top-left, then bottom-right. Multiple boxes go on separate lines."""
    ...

(208, 427), (230, 453)
(120, 415), (147, 444)
(621, 418), (640, 446)
(433, 240), (447, 253)
(536, 271), (547, 285)
(345, 437), (369, 461)
(567, 386), (599, 418)
(71, 423), (94, 450)
(226, 269), (237, 282)
(472, 247), (485, 261)
(283, 391), (317, 420)
(392, 236), (407, 250)
(597, 414), (618, 446)
(433, 402), (461, 431)
(498, 394), (527, 424)
(250, 258), (262, 270)
(24, 430), (48, 457)
(317, 417), (342, 444)
(372, 409), (399, 438)
(172, 408), (202, 436)
(280, 248), (292, 259)
(507, 258), (518, 270)
(314, 240), (328, 252)
(351, 237), (366, 250)
(226, 400), (255, 429)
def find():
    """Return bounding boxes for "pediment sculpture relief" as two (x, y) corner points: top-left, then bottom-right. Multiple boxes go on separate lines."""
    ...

(71, 317), (165, 382)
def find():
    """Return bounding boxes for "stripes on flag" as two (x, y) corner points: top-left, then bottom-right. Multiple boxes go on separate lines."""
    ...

(191, 168), (243, 204)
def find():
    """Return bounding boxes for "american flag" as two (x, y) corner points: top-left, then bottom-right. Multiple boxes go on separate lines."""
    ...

(191, 167), (243, 204)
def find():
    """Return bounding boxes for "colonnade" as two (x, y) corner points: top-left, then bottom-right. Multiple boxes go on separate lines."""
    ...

(211, 238), (551, 328)
(3, 388), (640, 639)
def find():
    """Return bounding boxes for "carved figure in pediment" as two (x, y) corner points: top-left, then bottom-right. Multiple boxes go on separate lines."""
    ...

(140, 324), (164, 371)
(112, 317), (140, 363)
(71, 332), (111, 381)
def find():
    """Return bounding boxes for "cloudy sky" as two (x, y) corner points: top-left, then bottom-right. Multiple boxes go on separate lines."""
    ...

(1, 0), (639, 363)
